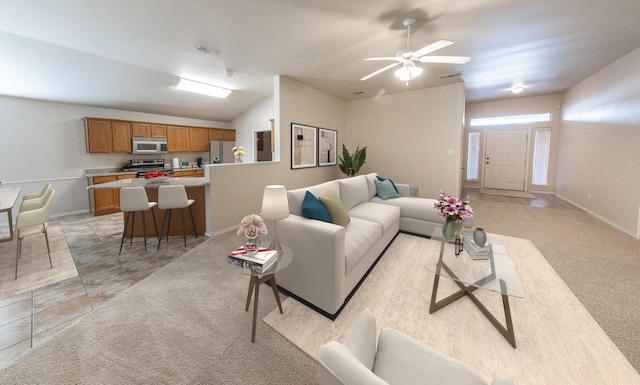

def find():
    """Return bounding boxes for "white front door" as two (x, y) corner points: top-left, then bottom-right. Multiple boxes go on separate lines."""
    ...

(483, 129), (528, 190)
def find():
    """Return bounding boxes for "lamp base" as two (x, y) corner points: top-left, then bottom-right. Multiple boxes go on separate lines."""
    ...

(269, 237), (282, 252)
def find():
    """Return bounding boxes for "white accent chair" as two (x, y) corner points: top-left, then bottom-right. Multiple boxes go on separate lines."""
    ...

(119, 187), (159, 254)
(157, 185), (197, 249)
(20, 183), (52, 212)
(318, 308), (513, 385)
(15, 188), (55, 280)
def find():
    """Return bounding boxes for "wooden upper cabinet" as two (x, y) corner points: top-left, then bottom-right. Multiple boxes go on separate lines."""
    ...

(85, 118), (113, 153)
(222, 129), (236, 141)
(131, 122), (150, 137)
(209, 129), (224, 141)
(190, 127), (210, 152)
(167, 125), (191, 152)
(111, 121), (132, 153)
(150, 124), (167, 138)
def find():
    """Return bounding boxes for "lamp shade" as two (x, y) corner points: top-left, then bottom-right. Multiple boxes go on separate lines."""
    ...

(260, 185), (289, 220)
(395, 64), (423, 81)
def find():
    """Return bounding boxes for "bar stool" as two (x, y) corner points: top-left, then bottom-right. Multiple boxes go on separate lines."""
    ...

(119, 187), (159, 254)
(157, 185), (197, 249)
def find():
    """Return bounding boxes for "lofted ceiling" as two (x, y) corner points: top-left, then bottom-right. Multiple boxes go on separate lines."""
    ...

(0, 0), (638, 122)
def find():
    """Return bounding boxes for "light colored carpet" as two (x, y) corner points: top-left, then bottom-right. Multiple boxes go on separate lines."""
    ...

(264, 232), (640, 384)
(0, 225), (78, 300)
(480, 188), (536, 199)
(0, 232), (319, 384)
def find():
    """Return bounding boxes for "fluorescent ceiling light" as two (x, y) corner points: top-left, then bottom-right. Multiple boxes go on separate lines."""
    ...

(175, 78), (231, 98)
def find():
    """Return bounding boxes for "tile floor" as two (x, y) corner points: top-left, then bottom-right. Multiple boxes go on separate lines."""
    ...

(0, 212), (205, 368)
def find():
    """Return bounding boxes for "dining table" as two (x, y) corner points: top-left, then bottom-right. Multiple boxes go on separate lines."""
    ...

(0, 187), (21, 242)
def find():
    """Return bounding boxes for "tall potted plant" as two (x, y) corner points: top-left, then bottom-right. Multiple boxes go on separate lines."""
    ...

(338, 144), (367, 177)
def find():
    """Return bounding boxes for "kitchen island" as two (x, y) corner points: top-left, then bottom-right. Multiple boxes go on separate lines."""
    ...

(87, 177), (207, 237)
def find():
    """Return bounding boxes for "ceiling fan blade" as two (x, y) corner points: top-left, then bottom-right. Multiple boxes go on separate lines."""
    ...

(413, 40), (454, 57)
(365, 57), (402, 62)
(418, 55), (471, 64)
(360, 62), (400, 81)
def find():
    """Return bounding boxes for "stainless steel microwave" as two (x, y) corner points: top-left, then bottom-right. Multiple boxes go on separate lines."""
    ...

(131, 137), (168, 154)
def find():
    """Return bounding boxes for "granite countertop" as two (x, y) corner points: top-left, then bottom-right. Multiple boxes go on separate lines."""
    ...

(87, 177), (208, 189)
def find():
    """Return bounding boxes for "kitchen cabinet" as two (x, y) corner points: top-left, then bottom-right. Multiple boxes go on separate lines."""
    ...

(190, 127), (210, 152)
(167, 125), (191, 152)
(173, 169), (204, 177)
(112, 121), (132, 153)
(150, 124), (167, 138)
(222, 129), (236, 141)
(85, 118), (131, 153)
(131, 123), (150, 137)
(209, 129), (223, 141)
(89, 173), (136, 215)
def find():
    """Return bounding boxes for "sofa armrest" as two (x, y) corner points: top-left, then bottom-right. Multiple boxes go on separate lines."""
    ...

(276, 215), (347, 315)
(395, 183), (411, 197)
(491, 375), (514, 385)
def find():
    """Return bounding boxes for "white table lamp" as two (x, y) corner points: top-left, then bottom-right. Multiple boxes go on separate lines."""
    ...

(260, 185), (289, 251)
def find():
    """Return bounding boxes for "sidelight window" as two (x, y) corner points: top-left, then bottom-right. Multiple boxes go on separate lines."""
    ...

(532, 127), (551, 185)
(466, 132), (481, 180)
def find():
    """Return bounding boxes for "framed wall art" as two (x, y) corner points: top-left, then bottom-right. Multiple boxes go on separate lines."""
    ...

(291, 123), (317, 169)
(318, 128), (338, 167)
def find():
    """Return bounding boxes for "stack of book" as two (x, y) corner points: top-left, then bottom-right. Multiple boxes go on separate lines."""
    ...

(228, 247), (279, 273)
(463, 237), (491, 260)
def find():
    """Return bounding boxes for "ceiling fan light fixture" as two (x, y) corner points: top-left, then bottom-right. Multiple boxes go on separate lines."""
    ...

(395, 64), (423, 82)
(175, 78), (231, 99)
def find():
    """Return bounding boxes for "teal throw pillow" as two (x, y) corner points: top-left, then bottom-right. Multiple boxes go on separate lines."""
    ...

(301, 191), (330, 222)
(375, 178), (401, 200)
(376, 175), (399, 194)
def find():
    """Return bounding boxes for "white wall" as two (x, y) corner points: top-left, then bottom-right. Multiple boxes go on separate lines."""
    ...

(345, 83), (466, 198)
(464, 94), (563, 193)
(231, 96), (274, 163)
(558, 47), (640, 238)
(0, 96), (229, 222)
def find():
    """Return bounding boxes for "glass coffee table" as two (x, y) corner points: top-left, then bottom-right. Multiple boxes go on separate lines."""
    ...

(231, 246), (292, 343)
(426, 228), (525, 348)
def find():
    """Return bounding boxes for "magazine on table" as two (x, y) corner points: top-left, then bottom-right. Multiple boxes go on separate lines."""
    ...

(228, 247), (279, 272)
(463, 237), (491, 260)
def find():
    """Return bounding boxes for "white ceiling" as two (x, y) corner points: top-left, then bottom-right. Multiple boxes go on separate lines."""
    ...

(0, 0), (638, 122)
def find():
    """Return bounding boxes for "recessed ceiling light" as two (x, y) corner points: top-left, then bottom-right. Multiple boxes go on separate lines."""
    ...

(175, 78), (231, 99)
(511, 86), (524, 94)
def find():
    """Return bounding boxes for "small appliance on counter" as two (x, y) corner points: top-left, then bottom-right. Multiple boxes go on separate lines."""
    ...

(123, 159), (174, 178)
(171, 157), (180, 169)
(196, 157), (204, 168)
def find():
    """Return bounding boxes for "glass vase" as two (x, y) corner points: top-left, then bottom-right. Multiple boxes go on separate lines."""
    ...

(442, 217), (463, 243)
(244, 236), (261, 256)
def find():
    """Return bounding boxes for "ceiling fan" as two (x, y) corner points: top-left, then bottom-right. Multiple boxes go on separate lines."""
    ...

(360, 17), (470, 83)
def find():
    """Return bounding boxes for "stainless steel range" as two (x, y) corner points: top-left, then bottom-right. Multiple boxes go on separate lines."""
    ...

(123, 159), (174, 178)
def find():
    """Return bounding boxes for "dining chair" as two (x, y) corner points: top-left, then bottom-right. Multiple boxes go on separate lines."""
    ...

(119, 187), (159, 254)
(15, 188), (56, 280)
(157, 185), (197, 249)
(20, 183), (52, 212)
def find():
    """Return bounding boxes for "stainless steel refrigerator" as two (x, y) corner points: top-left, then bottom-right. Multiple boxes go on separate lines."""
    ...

(209, 141), (236, 164)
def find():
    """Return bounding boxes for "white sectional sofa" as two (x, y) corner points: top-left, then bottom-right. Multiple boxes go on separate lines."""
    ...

(275, 173), (470, 317)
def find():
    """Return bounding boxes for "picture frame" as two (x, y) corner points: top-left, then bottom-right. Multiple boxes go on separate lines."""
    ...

(318, 128), (338, 167)
(291, 123), (317, 169)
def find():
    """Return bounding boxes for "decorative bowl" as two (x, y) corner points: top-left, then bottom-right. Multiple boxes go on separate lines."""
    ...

(146, 177), (169, 183)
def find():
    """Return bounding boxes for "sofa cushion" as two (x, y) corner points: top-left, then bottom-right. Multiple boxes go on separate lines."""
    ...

(345, 217), (383, 273)
(338, 175), (370, 211)
(301, 191), (330, 222)
(370, 196), (442, 223)
(375, 178), (401, 200)
(320, 189), (351, 227)
(287, 180), (339, 216)
(349, 202), (400, 233)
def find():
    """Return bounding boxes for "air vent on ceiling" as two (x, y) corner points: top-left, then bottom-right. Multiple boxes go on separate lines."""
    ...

(194, 44), (221, 56)
(439, 72), (462, 79)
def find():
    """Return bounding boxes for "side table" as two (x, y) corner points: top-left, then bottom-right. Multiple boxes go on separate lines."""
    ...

(231, 246), (293, 343)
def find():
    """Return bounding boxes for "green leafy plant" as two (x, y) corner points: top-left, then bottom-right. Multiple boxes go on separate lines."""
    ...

(338, 144), (367, 177)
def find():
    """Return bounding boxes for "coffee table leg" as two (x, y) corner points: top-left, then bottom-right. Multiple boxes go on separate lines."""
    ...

(245, 275), (255, 311)
(252, 276), (260, 343)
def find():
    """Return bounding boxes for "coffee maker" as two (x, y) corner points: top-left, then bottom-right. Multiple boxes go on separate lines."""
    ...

(196, 157), (204, 168)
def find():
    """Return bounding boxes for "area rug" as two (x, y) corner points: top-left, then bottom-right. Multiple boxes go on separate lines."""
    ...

(480, 188), (536, 199)
(264, 232), (640, 384)
(0, 232), (319, 384)
(0, 225), (78, 300)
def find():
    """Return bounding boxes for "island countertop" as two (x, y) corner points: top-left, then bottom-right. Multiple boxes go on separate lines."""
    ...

(87, 177), (207, 189)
